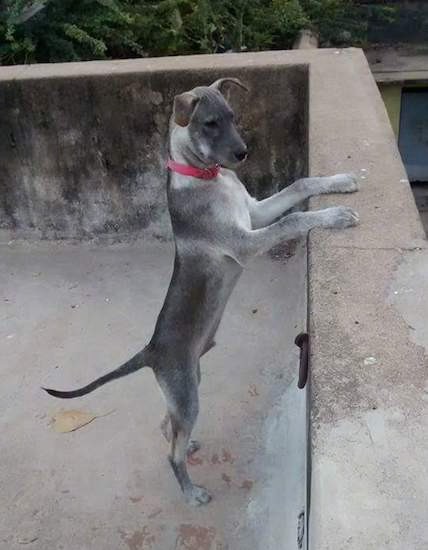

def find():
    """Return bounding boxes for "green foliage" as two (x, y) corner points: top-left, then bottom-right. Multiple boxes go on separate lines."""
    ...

(0, 0), (394, 65)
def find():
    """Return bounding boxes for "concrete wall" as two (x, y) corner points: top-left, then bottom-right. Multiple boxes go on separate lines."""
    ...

(0, 63), (308, 240)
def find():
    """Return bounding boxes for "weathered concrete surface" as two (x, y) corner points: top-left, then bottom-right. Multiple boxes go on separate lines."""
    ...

(0, 238), (306, 550)
(366, 45), (428, 83)
(0, 61), (307, 240)
(307, 49), (428, 549)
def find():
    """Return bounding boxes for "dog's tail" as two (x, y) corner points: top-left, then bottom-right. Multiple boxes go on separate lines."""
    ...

(42, 348), (149, 399)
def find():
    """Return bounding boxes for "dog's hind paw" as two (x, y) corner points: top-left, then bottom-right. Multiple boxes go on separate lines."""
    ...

(186, 484), (212, 506)
(187, 440), (201, 456)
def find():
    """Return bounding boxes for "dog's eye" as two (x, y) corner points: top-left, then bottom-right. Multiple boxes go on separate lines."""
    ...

(204, 119), (218, 128)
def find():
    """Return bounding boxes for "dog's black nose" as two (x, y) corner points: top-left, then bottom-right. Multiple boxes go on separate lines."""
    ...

(235, 148), (248, 162)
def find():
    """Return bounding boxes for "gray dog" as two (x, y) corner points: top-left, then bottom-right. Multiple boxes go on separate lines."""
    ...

(44, 78), (359, 506)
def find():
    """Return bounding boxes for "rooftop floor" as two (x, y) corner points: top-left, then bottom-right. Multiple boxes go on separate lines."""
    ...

(0, 238), (306, 550)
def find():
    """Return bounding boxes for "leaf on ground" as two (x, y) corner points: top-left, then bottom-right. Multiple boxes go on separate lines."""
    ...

(52, 409), (97, 433)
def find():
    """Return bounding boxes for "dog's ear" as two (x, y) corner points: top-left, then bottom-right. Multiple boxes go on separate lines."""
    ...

(210, 78), (249, 94)
(173, 92), (200, 127)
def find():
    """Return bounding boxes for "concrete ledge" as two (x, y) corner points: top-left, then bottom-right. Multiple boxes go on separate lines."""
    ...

(307, 49), (428, 549)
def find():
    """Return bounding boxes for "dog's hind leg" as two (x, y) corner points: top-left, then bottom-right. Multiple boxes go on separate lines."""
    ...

(187, 361), (201, 456)
(186, 362), (202, 455)
(161, 413), (200, 455)
(160, 362), (201, 456)
(159, 366), (211, 506)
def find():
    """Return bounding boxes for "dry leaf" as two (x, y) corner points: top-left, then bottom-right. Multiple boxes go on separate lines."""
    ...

(52, 410), (96, 433)
(17, 537), (38, 545)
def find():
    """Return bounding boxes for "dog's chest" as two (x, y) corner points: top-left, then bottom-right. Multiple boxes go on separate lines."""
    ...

(212, 174), (251, 229)
(170, 172), (251, 231)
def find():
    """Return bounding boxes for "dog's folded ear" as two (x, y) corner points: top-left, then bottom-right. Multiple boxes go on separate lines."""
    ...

(173, 92), (200, 127)
(210, 78), (249, 94)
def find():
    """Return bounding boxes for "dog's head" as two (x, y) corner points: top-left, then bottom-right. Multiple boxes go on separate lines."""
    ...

(172, 78), (248, 169)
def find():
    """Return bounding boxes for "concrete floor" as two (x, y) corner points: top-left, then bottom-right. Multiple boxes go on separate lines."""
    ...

(0, 238), (307, 550)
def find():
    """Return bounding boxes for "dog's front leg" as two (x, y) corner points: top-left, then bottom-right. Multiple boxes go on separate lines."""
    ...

(249, 174), (358, 228)
(238, 206), (359, 260)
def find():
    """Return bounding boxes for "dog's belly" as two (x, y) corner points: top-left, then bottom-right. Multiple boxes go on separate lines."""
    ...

(202, 257), (243, 350)
(150, 252), (242, 360)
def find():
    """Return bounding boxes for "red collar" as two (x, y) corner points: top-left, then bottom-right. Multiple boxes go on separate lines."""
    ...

(167, 159), (220, 180)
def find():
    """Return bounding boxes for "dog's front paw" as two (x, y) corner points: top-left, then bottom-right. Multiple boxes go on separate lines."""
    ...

(185, 484), (212, 506)
(322, 206), (359, 229)
(328, 173), (359, 193)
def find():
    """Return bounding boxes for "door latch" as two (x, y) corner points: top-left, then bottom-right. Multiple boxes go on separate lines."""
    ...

(295, 332), (309, 389)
